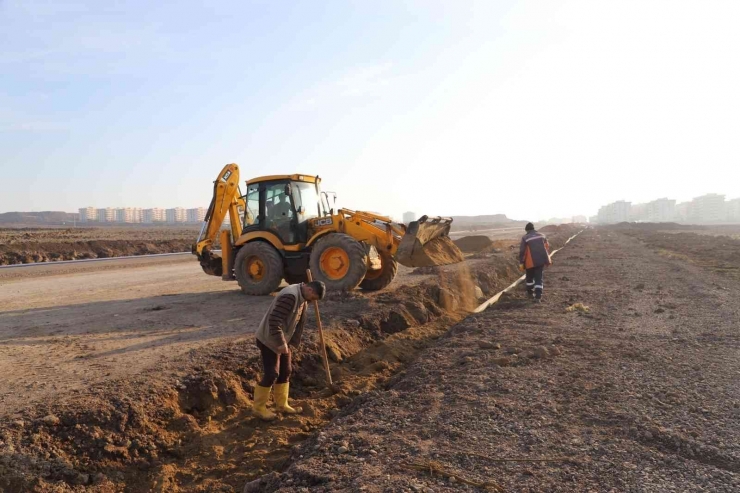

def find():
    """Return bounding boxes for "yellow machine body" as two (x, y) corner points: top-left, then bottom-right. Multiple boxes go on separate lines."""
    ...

(193, 164), (462, 294)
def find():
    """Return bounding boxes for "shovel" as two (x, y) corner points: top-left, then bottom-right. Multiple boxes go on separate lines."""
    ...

(306, 269), (334, 391)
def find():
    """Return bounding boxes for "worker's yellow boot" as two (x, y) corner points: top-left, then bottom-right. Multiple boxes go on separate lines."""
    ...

(252, 385), (276, 421)
(274, 383), (303, 414)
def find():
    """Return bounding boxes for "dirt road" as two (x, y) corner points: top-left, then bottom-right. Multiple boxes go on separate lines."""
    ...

(0, 256), (257, 417)
(0, 254), (441, 419)
(259, 229), (740, 492)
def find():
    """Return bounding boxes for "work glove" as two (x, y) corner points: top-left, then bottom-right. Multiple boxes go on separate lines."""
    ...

(518, 263), (525, 272)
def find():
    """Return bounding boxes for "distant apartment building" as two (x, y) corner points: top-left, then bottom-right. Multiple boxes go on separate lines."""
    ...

(187, 207), (207, 223)
(78, 207), (98, 223)
(142, 208), (166, 223)
(725, 198), (740, 222)
(402, 211), (417, 224)
(166, 207), (187, 223)
(572, 215), (588, 224)
(645, 198), (676, 222)
(689, 193), (726, 223)
(96, 208), (115, 223)
(114, 207), (141, 223)
(629, 203), (648, 222)
(675, 202), (690, 222)
(597, 201), (631, 224)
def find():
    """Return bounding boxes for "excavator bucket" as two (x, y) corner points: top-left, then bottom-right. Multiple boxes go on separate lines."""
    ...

(197, 248), (223, 277)
(395, 216), (465, 267)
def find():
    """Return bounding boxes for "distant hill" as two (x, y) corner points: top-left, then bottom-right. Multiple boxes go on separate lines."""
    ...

(451, 214), (510, 223)
(449, 214), (527, 231)
(0, 211), (77, 225)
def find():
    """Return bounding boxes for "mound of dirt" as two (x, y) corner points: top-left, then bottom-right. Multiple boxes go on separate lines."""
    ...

(0, 239), (192, 265)
(539, 224), (561, 232)
(453, 235), (494, 253)
(401, 236), (464, 268)
(0, 252), (521, 492)
(0, 227), (201, 265)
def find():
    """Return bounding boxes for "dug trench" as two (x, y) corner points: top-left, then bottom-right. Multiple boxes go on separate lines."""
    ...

(0, 229), (577, 492)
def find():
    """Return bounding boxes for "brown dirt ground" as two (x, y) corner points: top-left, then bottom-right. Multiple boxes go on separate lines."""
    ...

(252, 228), (740, 492)
(0, 228), (582, 492)
(0, 227), (200, 265)
(612, 226), (740, 281)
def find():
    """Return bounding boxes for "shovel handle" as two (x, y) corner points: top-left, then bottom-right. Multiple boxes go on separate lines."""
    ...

(306, 269), (333, 388)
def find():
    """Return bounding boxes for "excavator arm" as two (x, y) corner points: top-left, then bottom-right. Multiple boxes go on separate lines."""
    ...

(193, 163), (244, 276)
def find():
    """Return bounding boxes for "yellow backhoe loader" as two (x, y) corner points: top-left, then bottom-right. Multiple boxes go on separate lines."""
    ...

(192, 163), (463, 295)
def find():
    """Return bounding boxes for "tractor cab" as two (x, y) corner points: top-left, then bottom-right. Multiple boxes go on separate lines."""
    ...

(242, 174), (328, 245)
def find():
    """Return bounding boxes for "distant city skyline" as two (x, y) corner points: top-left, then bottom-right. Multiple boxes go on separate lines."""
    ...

(78, 206), (207, 224)
(592, 193), (740, 225)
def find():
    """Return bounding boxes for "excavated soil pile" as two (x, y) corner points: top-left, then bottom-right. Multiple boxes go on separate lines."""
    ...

(0, 240), (192, 265)
(539, 224), (562, 233)
(0, 227), (200, 265)
(403, 236), (465, 268)
(453, 235), (494, 253)
(0, 251), (522, 492)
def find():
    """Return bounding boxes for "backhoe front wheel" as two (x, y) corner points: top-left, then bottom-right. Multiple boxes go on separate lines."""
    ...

(360, 247), (398, 291)
(234, 242), (284, 295)
(309, 234), (368, 291)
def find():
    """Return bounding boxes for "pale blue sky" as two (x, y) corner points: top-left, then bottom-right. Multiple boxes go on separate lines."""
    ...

(2, 0), (739, 221)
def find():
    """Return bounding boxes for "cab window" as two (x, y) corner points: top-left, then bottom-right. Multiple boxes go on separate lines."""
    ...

(292, 181), (320, 220)
(244, 185), (259, 226)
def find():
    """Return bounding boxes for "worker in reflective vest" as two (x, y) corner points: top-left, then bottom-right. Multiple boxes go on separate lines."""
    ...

(518, 223), (551, 302)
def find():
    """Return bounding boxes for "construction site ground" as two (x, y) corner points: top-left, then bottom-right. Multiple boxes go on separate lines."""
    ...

(0, 227), (199, 266)
(1, 225), (739, 492)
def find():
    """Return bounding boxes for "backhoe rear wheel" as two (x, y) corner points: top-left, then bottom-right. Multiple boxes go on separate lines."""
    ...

(234, 242), (284, 295)
(360, 248), (398, 291)
(309, 233), (367, 291)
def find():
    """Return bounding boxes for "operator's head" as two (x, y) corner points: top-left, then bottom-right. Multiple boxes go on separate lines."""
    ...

(301, 281), (326, 301)
(525, 222), (535, 232)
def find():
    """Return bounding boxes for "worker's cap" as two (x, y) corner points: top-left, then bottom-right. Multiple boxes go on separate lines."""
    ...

(525, 222), (535, 231)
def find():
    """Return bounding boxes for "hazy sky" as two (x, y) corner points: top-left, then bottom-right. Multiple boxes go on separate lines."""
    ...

(1, 0), (739, 221)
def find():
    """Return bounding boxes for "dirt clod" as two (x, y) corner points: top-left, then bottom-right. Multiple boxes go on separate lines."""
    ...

(42, 414), (60, 426)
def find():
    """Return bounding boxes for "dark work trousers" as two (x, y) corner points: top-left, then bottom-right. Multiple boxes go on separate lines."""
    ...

(257, 340), (292, 387)
(525, 266), (544, 299)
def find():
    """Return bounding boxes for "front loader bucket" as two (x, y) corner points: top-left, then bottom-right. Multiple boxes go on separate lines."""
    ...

(197, 249), (223, 277)
(395, 216), (464, 268)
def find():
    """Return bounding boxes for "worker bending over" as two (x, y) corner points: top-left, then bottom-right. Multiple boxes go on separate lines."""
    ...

(253, 280), (326, 420)
(519, 223), (551, 302)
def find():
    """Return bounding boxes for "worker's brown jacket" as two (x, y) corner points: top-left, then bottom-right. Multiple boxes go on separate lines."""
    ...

(255, 284), (306, 353)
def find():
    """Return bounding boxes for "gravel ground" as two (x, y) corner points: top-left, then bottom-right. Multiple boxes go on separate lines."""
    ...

(259, 229), (740, 492)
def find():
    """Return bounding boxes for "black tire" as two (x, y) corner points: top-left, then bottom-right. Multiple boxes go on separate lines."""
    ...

(309, 233), (368, 291)
(360, 248), (398, 291)
(234, 242), (284, 295)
